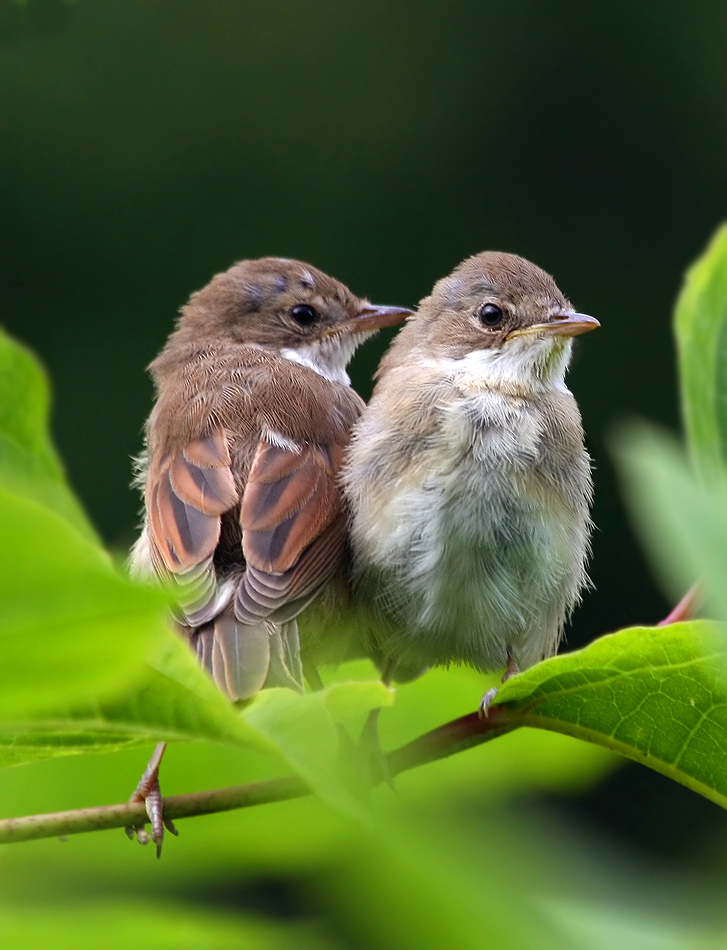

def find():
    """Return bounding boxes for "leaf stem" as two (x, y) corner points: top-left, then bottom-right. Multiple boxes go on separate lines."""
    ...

(0, 706), (516, 846)
(657, 584), (701, 626)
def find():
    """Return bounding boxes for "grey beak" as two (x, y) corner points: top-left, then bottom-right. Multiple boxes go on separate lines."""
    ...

(323, 303), (414, 336)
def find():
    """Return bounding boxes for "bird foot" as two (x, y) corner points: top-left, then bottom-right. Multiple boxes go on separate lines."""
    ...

(478, 687), (499, 718)
(125, 742), (178, 858)
(479, 652), (521, 718)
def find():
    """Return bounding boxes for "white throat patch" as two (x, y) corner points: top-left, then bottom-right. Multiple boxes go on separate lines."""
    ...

(280, 331), (372, 386)
(425, 336), (573, 396)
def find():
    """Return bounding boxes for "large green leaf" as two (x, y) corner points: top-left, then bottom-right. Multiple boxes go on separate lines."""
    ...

(0, 620), (393, 814)
(674, 224), (727, 480)
(320, 815), (569, 950)
(0, 486), (169, 717)
(614, 424), (727, 623)
(52, 638), (275, 752)
(0, 632), (284, 766)
(0, 728), (150, 769)
(0, 328), (98, 542)
(493, 620), (727, 808)
(243, 681), (394, 820)
(0, 328), (62, 472)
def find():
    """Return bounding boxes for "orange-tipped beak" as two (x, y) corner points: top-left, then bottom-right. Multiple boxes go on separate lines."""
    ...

(506, 312), (600, 341)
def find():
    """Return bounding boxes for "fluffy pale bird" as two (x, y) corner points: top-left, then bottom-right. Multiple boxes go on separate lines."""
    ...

(343, 251), (598, 695)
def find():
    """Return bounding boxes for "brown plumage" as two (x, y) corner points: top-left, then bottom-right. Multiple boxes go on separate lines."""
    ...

(132, 257), (411, 701)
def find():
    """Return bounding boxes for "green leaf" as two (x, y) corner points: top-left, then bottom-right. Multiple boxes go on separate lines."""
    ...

(613, 423), (727, 622)
(82, 636), (273, 750)
(0, 630), (393, 807)
(373, 661), (617, 801)
(319, 811), (589, 950)
(675, 224), (727, 479)
(320, 678), (395, 727)
(493, 621), (727, 809)
(0, 635), (277, 766)
(543, 898), (725, 950)
(0, 900), (339, 950)
(0, 486), (169, 718)
(0, 329), (61, 469)
(0, 731), (148, 769)
(243, 682), (394, 821)
(0, 329), (98, 543)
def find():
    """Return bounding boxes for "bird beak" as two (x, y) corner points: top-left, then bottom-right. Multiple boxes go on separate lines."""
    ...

(506, 312), (600, 341)
(322, 304), (414, 337)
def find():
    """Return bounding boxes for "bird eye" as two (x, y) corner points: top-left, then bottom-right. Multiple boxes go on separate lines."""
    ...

(479, 303), (505, 328)
(290, 304), (319, 326)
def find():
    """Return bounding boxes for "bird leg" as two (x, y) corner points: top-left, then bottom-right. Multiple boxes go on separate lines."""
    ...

(479, 648), (520, 718)
(503, 649), (521, 682)
(125, 742), (178, 858)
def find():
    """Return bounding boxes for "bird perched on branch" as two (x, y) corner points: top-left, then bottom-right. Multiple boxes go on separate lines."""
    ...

(343, 251), (598, 704)
(128, 256), (411, 853)
(132, 257), (412, 702)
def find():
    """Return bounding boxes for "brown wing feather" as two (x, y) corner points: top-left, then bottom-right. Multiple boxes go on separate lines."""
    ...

(241, 453), (321, 534)
(146, 428), (239, 574)
(182, 429), (234, 469)
(147, 474), (181, 570)
(234, 440), (347, 624)
(169, 451), (237, 515)
(241, 442), (341, 573)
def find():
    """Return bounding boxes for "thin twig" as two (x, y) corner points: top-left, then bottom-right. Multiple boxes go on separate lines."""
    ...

(388, 706), (515, 774)
(0, 775), (308, 845)
(0, 705), (516, 846)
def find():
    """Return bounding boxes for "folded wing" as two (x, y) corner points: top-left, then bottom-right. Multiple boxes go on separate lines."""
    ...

(142, 428), (347, 700)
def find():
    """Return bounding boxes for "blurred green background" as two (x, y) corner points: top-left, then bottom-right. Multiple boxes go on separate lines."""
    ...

(2, 1), (727, 946)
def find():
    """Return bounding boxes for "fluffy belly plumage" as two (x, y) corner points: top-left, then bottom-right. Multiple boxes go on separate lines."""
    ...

(364, 469), (577, 671)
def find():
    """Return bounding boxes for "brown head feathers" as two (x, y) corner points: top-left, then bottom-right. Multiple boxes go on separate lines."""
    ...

(379, 251), (580, 368)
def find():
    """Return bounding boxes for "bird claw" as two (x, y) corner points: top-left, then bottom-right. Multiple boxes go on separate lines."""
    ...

(478, 687), (499, 718)
(479, 652), (520, 718)
(125, 743), (177, 858)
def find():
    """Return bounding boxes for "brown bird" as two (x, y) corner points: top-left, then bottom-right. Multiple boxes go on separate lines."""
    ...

(132, 256), (412, 700)
(343, 252), (598, 706)
(128, 257), (411, 851)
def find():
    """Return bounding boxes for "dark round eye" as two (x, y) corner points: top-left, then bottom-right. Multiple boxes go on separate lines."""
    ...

(290, 304), (319, 326)
(479, 303), (505, 328)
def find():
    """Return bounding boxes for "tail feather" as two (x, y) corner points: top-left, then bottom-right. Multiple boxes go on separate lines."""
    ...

(190, 611), (303, 701)
(266, 620), (304, 690)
